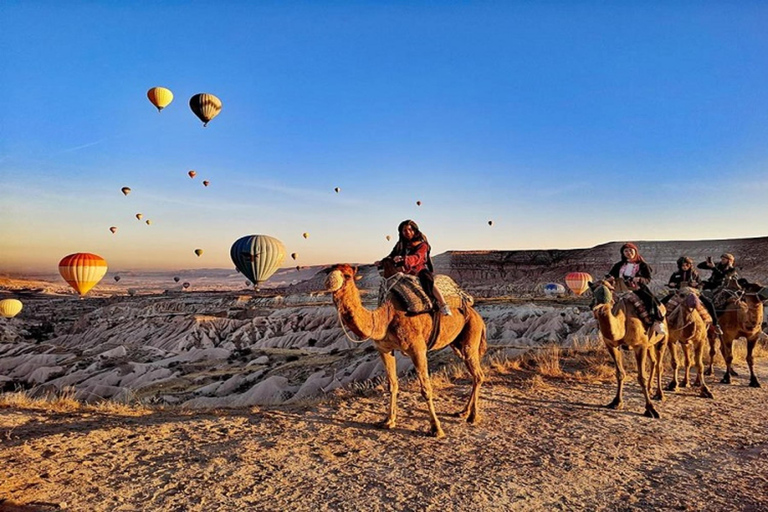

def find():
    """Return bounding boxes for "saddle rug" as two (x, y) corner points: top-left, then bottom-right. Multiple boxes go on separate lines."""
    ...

(378, 273), (474, 315)
(666, 291), (712, 327)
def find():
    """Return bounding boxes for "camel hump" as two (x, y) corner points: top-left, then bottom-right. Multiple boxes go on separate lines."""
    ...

(379, 273), (474, 314)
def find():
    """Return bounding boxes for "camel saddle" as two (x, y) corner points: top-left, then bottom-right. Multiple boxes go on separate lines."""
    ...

(665, 289), (712, 326)
(378, 273), (474, 315)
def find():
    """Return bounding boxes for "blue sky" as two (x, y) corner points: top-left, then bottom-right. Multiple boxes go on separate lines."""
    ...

(1, 1), (767, 273)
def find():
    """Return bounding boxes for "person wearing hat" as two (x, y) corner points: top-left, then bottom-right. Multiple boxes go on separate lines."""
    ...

(665, 255), (722, 335)
(606, 242), (666, 335)
(697, 253), (737, 291)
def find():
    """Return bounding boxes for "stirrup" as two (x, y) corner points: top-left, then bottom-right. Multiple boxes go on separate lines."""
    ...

(440, 304), (452, 316)
(653, 322), (666, 335)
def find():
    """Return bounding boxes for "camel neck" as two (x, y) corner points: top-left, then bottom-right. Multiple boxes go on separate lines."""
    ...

(333, 282), (390, 341)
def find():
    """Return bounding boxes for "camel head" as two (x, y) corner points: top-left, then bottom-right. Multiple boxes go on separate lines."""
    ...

(324, 264), (361, 293)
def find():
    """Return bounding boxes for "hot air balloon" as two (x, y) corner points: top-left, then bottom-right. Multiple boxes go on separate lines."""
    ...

(59, 253), (108, 297)
(136, 213), (143, 220)
(182, 282), (190, 289)
(147, 86), (174, 112)
(121, 187), (131, 196)
(174, 276), (181, 283)
(189, 93), (222, 127)
(145, 219), (152, 225)
(291, 253), (298, 260)
(565, 272), (592, 296)
(334, 187), (340, 193)
(194, 249), (203, 257)
(114, 275), (121, 282)
(203, 180), (210, 187)
(543, 283), (565, 297)
(230, 234), (286, 286)
(302, 232), (309, 239)
(386, 235), (391, 241)
(0, 299), (23, 318)
(296, 266), (301, 272)
(416, 200), (422, 206)
(109, 226), (117, 234)
(188, 170), (197, 178)
(488, 220), (493, 226)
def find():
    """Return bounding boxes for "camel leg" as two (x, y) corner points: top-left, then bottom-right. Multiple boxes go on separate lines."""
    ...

(376, 350), (398, 430)
(695, 341), (713, 399)
(636, 347), (660, 419)
(720, 336), (735, 384)
(681, 344), (692, 388)
(412, 349), (445, 438)
(605, 345), (625, 410)
(652, 341), (666, 402)
(747, 337), (761, 388)
(705, 329), (718, 376)
(667, 342), (680, 392)
(460, 351), (485, 424)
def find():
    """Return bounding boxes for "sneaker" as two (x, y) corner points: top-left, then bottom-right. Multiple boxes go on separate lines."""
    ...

(714, 325), (723, 336)
(440, 304), (452, 316)
(653, 322), (666, 335)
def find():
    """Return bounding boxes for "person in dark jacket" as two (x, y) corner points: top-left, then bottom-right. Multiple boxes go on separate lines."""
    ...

(665, 256), (722, 334)
(376, 219), (451, 316)
(607, 242), (666, 335)
(697, 253), (737, 291)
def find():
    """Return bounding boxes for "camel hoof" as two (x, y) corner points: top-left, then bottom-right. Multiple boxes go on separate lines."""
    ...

(721, 373), (732, 384)
(694, 378), (702, 387)
(605, 399), (623, 410)
(704, 368), (712, 376)
(749, 377), (761, 388)
(680, 379), (690, 389)
(376, 419), (396, 430)
(729, 368), (739, 377)
(466, 413), (480, 425)
(453, 410), (470, 420)
(643, 406), (661, 419)
(430, 427), (446, 439)
(666, 381), (678, 392)
(700, 387), (714, 399)
(652, 391), (665, 402)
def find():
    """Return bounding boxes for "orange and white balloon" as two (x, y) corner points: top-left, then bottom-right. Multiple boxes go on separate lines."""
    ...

(58, 253), (108, 297)
(565, 272), (592, 296)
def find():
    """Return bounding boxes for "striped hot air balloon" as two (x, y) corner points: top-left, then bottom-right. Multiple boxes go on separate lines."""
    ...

(59, 253), (108, 297)
(565, 272), (592, 296)
(147, 87), (174, 112)
(230, 235), (286, 286)
(189, 93), (222, 127)
(0, 299), (23, 318)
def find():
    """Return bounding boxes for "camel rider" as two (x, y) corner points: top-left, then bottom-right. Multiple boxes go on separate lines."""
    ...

(665, 256), (723, 335)
(697, 253), (737, 291)
(607, 243), (666, 335)
(376, 219), (451, 316)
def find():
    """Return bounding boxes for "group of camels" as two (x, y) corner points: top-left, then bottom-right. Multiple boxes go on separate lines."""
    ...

(324, 264), (765, 436)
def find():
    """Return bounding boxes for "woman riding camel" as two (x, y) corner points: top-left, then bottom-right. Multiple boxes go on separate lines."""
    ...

(665, 256), (723, 335)
(697, 253), (737, 291)
(607, 242), (666, 335)
(376, 219), (452, 316)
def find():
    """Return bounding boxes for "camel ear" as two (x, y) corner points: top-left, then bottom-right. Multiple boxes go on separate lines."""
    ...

(354, 274), (362, 281)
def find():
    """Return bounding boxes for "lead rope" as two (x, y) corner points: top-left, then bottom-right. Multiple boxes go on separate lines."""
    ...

(336, 301), (391, 344)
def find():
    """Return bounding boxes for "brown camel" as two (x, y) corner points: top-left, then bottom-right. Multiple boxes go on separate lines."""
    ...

(325, 264), (487, 438)
(664, 290), (714, 399)
(706, 278), (766, 387)
(589, 280), (667, 418)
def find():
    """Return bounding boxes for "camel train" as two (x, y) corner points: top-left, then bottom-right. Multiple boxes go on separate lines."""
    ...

(325, 262), (765, 434)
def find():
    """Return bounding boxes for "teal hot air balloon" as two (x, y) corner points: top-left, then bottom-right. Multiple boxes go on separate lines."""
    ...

(230, 235), (286, 286)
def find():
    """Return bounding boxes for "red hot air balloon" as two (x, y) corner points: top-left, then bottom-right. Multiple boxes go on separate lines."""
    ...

(203, 180), (210, 187)
(59, 253), (108, 297)
(188, 170), (197, 178)
(109, 226), (118, 234)
(121, 187), (131, 196)
(565, 272), (592, 296)
(182, 282), (190, 289)
(416, 200), (422, 206)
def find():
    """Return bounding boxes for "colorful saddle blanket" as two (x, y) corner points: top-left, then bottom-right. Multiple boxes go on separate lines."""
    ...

(378, 273), (474, 315)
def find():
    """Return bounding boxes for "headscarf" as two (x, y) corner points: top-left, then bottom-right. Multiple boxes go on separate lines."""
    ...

(677, 256), (693, 269)
(619, 242), (644, 263)
(391, 219), (433, 272)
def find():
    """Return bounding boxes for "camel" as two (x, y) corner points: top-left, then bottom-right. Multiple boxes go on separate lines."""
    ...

(664, 290), (714, 399)
(589, 279), (667, 418)
(705, 278), (766, 387)
(325, 264), (487, 438)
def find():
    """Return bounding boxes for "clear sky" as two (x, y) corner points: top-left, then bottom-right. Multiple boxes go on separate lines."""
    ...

(1, 1), (767, 274)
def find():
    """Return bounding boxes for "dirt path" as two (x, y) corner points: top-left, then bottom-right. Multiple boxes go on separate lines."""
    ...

(2, 358), (767, 511)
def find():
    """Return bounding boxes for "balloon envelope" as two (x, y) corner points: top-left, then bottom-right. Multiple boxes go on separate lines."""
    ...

(189, 93), (222, 126)
(543, 283), (566, 296)
(416, 201), (422, 206)
(109, 226), (117, 234)
(188, 170), (197, 178)
(174, 276), (180, 283)
(565, 272), (592, 296)
(194, 249), (203, 257)
(147, 87), (173, 111)
(121, 187), (131, 196)
(203, 180), (210, 187)
(302, 232), (309, 239)
(145, 219), (152, 225)
(136, 213), (143, 220)
(114, 275), (121, 282)
(230, 235), (286, 285)
(291, 252), (298, 260)
(0, 299), (23, 318)
(334, 187), (340, 193)
(59, 253), (108, 296)
(182, 282), (190, 289)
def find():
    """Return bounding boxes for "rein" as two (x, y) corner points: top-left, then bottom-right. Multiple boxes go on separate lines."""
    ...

(336, 299), (391, 344)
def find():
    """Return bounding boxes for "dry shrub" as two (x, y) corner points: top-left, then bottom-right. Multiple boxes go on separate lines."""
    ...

(531, 345), (564, 378)
(0, 387), (152, 416)
(524, 374), (552, 391)
(488, 353), (522, 374)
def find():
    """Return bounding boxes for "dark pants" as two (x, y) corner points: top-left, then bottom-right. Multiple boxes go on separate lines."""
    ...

(699, 295), (719, 327)
(417, 269), (437, 304)
(633, 285), (663, 322)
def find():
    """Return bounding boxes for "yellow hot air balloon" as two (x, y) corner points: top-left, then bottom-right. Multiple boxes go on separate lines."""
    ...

(0, 299), (23, 318)
(302, 232), (309, 239)
(147, 86), (173, 112)
(291, 252), (298, 260)
(109, 226), (117, 234)
(145, 219), (152, 225)
(136, 213), (143, 220)
(59, 253), (108, 297)
(189, 93), (222, 127)
(188, 170), (197, 178)
(121, 187), (131, 196)
(195, 249), (203, 257)
(386, 235), (391, 241)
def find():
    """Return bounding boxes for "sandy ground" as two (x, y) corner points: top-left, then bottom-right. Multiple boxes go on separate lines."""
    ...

(1, 355), (767, 512)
